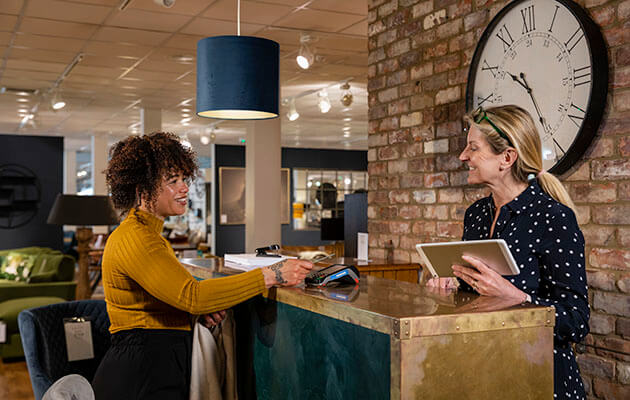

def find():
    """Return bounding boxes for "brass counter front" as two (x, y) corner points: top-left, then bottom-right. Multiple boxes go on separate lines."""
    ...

(182, 258), (555, 399)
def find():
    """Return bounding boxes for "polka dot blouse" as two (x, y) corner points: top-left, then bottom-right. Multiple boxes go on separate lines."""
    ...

(461, 180), (589, 400)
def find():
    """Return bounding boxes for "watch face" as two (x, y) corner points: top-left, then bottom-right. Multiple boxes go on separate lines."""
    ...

(466, 0), (607, 174)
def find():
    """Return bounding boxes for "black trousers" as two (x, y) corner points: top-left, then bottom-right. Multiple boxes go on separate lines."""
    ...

(92, 329), (192, 400)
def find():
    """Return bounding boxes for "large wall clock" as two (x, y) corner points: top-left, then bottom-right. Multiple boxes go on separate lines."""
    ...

(466, 0), (608, 175)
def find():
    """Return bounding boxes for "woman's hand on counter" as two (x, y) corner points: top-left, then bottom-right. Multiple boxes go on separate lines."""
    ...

(452, 255), (528, 302)
(262, 259), (313, 288)
(426, 277), (458, 289)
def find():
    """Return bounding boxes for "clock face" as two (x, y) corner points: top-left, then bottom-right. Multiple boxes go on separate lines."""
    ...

(466, 0), (608, 174)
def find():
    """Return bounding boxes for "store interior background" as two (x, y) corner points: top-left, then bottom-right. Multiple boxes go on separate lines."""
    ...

(0, 0), (628, 398)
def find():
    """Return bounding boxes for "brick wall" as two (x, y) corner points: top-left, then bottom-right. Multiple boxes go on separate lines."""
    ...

(367, 0), (630, 397)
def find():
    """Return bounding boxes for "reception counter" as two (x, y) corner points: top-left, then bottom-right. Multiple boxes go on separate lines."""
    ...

(183, 258), (555, 399)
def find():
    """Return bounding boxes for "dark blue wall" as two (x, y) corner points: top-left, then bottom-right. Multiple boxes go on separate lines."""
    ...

(215, 145), (367, 256)
(0, 134), (63, 251)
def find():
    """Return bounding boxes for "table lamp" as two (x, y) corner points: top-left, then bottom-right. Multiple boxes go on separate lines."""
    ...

(47, 194), (119, 299)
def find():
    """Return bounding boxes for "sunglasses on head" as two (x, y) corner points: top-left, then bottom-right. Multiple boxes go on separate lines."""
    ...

(472, 106), (513, 147)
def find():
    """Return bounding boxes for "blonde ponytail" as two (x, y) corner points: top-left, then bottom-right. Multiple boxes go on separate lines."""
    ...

(537, 172), (577, 215)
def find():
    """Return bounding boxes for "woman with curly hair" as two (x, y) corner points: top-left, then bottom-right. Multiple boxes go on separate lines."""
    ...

(92, 132), (312, 399)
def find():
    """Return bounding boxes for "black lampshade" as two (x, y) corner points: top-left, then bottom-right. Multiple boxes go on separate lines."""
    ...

(47, 194), (119, 226)
(196, 35), (279, 120)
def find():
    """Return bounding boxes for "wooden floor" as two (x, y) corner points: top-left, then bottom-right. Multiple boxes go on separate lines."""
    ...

(0, 358), (35, 400)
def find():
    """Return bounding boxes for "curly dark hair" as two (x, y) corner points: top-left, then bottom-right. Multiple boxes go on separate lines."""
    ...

(105, 132), (198, 214)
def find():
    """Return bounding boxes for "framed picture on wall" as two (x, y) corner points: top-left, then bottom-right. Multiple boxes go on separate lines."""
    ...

(219, 167), (245, 225)
(219, 167), (291, 225)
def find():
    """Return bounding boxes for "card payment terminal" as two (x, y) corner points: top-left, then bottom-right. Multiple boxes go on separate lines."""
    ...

(305, 264), (360, 287)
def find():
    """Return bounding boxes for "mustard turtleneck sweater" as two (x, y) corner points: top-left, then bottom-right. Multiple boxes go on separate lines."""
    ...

(102, 209), (266, 334)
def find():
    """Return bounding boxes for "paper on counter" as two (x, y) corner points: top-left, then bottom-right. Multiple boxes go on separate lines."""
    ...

(224, 253), (292, 272)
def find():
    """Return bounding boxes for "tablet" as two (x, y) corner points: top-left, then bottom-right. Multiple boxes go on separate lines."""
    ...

(415, 239), (520, 279)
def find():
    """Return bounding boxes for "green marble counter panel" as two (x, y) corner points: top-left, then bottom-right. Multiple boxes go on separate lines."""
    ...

(250, 301), (390, 400)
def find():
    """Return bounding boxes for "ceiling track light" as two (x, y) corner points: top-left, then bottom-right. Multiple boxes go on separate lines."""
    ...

(51, 91), (66, 111)
(281, 77), (353, 105)
(280, 77), (353, 118)
(296, 34), (315, 70)
(286, 98), (299, 121)
(18, 103), (39, 130)
(153, 0), (175, 8)
(317, 90), (331, 113)
(340, 82), (353, 107)
(200, 126), (217, 145)
(54, 53), (84, 88)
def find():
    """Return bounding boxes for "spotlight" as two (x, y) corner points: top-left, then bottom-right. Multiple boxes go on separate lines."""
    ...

(181, 137), (192, 149)
(296, 34), (314, 70)
(153, 0), (175, 8)
(286, 99), (299, 121)
(200, 135), (210, 145)
(340, 83), (353, 107)
(317, 90), (331, 113)
(51, 92), (66, 110)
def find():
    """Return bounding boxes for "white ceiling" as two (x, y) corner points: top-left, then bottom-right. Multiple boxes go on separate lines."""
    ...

(0, 0), (368, 151)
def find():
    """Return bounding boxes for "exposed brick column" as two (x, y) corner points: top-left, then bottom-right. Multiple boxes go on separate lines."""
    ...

(367, 0), (630, 397)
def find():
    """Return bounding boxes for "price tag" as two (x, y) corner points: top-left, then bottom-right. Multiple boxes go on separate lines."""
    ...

(0, 320), (6, 344)
(63, 317), (94, 361)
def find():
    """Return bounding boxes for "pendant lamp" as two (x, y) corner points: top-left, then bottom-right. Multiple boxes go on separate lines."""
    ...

(196, 1), (279, 120)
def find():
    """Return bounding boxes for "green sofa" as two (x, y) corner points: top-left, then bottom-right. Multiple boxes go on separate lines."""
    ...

(0, 247), (76, 359)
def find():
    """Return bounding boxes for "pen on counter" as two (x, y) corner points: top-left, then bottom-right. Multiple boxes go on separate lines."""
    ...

(256, 253), (281, 258)
(312, 253), (336, 263)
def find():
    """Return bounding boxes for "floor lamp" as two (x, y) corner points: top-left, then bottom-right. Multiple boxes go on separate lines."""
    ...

(47, 194), (118, 300)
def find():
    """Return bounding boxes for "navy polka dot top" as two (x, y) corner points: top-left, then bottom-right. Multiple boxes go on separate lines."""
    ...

(461, 180), (589, 399)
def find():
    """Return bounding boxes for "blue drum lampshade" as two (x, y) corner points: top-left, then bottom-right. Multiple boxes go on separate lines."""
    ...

(196, 36), (279, 120)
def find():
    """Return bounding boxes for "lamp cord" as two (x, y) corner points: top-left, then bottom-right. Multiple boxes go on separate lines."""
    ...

(237, 0), (240, 36)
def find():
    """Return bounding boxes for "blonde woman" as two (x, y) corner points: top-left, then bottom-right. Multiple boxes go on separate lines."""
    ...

(428, 105), (589, 399)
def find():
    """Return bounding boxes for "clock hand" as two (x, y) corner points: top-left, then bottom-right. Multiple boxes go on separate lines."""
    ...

(508, 72), (529, 91)
(519, 73), (549, 133)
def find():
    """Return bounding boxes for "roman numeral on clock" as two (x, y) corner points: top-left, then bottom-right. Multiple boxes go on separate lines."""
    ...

(552, 138), (566, 155)
(565, 27), (585, 54)
(568, 103), (586, 128)
(477, 93), (494, 106)
(521, 5), (535, 34)
(548, 5), (559, 32)
(481, 60), (498, 78)
(573, 65), (591, 87)
(496, 24), (514, 52)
